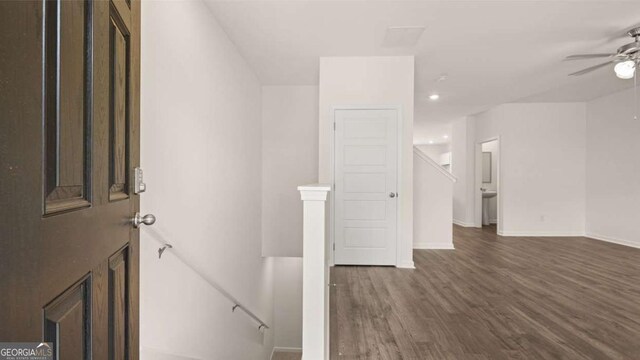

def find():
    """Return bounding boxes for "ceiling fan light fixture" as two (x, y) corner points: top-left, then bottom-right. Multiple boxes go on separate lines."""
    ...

(614, 60), (636, 79)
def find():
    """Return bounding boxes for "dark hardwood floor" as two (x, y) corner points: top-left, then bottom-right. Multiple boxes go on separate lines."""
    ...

(330, 225), (640, 359)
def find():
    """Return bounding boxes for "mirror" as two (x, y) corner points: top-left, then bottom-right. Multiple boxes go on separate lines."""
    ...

(482, 152), (492, 183)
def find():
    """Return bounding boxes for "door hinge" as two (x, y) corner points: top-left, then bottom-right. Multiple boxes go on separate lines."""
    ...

(333, 243), (335, 251)
(333, 122), (336, 131)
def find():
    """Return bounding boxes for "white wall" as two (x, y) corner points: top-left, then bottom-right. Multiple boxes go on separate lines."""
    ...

(273, 258), (303, 351)
(318, 56), (415, 268)
(262, 86), (319, 257)
(452, 94), (640, 246)
(481, 140), (498, 223)
(415, 143), (451, 164)
(413, 149), (455, 249)
(586, 87), (640, 247)
(261, 86), (316, 352)
(451, 117), (476, 227)
(141, 1), (274, 359)
(471, 103), (586, 236)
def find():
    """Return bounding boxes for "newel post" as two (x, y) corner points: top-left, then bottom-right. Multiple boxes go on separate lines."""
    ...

(298, 184), (331, 360)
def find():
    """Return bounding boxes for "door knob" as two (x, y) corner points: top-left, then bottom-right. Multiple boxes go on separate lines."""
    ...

(389, 192), (396, 198)
(132, 212), (156, 228)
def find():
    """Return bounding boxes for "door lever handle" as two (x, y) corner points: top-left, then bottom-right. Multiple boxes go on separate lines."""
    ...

(389, 192), (396, 198)
(132, 212), (156, 228)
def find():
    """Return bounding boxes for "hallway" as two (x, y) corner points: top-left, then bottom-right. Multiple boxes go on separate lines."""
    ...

(330, 226), (640, 359)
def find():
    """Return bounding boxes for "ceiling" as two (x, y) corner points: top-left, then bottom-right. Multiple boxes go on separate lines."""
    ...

(204, 0), (640, 142)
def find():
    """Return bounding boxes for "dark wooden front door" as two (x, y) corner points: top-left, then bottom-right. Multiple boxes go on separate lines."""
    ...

(0, 1), (141, 359)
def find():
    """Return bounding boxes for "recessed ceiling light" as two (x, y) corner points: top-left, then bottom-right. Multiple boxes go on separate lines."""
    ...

(429, 94), (440, 100)
(429, 140), (434, 144)
(443, 135), (449, 139)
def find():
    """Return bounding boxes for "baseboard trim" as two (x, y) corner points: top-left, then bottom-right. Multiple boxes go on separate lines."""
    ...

(453, 219), (475, 227)
(499, 230), (585, 237)
(585, 232), (640, 249)
(271, 347), (303, 360)
(414, 242), (455, 250)
(397, 260), (415, 269)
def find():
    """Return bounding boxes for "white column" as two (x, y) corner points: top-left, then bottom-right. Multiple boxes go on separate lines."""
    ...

(298, 184), (331, 360)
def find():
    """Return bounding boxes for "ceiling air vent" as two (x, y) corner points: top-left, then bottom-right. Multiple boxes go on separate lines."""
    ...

(382, 26), (426, 48)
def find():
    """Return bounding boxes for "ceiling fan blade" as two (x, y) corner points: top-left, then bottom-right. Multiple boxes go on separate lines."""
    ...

(568, 61), (614, 76)
(564, 54), (615, 60)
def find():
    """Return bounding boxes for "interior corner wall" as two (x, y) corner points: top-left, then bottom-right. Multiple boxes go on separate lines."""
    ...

(451, 117), (476, 227)
(318, 56), (415, 268)
(262, 86), (319, 257)
(585, 87), (640, 247)
(472, 103), (586, 236)
(140, 1), (274, 359)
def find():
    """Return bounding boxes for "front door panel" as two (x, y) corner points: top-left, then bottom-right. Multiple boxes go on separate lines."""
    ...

(0, 1), (141, 359)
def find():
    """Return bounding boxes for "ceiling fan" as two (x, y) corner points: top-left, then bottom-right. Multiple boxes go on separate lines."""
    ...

(565, 27), (640, 79)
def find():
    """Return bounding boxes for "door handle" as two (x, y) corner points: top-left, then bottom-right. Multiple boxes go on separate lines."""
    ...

(132, 212), (156, 228)
(389, 192), (397, 198)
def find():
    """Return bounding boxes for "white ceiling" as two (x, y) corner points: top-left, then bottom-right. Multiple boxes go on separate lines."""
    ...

(204, 0), (640, 141)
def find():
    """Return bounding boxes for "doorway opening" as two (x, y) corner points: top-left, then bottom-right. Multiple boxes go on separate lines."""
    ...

(475, 138), (501, 233)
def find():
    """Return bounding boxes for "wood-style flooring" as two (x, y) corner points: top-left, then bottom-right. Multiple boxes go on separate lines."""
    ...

(272, 351), (302, 360)
(330, 225), (640, 359)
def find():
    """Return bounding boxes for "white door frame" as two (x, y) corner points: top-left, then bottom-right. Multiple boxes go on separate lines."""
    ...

(474, 136), (503, 233)
(329, 105), (403, 267)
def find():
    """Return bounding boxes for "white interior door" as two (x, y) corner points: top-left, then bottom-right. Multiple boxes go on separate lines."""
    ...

(334, 109), (398, 265)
